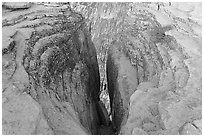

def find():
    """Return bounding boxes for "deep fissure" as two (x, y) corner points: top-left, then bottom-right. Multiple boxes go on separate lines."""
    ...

(3, 2), (201, 135)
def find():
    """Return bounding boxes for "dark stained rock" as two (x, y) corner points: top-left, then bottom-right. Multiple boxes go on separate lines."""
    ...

(2, 3), (103, 135)
(98, 101), (110, 126)
(22, 7), (101, 135)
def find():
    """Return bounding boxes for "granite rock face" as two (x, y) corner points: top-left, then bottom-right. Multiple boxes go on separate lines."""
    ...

(2, 2), (103, 135)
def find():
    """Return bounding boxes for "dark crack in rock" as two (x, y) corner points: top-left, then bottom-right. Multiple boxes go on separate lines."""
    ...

(2, 2), (202, 135)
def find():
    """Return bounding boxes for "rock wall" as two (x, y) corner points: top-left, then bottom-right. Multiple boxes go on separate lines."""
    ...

(104, 3), (202, 135)
(2, 2), (103, 135)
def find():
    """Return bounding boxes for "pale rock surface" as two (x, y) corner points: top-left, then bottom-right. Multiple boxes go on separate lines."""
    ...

(3, 2), (33, 10)
(180, 122), (201, 135)
(119, 2), (202, 135)
(2, 86), (43, 134)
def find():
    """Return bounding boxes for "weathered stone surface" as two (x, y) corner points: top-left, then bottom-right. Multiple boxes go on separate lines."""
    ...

(2, 2), (202, 135)
(2, 85), (41, 134)
(107, 41), (138, 132)
(100, 2), (202, 135)
(137, 82), (156, 92)
(35, 114), (54, 135)
(180, 122), (201, 135)
(193, 119), (202, 131)
(132, 127), (148, 135)
(2, 2), (103, 135)
(3, 2), (33, 10)
(158, 97), (201, 133)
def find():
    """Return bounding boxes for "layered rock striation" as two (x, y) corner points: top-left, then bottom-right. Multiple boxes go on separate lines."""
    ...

(2, 2), (202, 135)
(2, 2), (107, 135)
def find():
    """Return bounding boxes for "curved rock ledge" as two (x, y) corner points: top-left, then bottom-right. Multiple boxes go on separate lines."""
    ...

(2, 2), (104, 135)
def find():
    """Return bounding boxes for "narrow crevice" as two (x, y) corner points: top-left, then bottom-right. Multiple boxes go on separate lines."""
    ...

(3, 2), (201, 135)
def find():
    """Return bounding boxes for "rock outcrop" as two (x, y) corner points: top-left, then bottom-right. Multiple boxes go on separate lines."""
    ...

(103, 3), (202, 135)
(2, 2), (202, 135)
(71, 2), (202, 135)
(2, 2), (105, 135)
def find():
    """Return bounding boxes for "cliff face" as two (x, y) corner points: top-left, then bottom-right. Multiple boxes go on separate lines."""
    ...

(2, 2), (103, 135)
(2, 2), (202, 135)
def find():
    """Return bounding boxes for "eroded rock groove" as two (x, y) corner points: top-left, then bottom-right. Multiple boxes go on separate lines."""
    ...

(2, 2), (202, 135)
